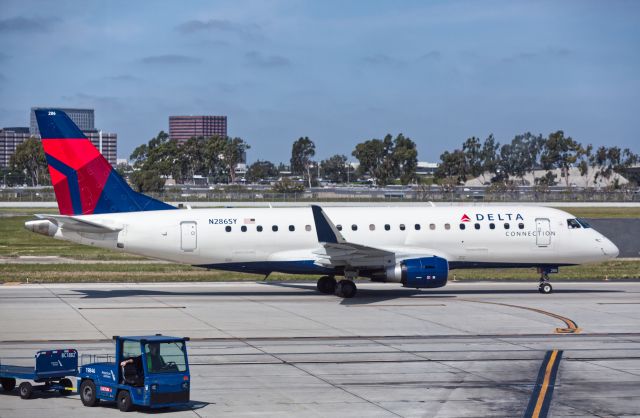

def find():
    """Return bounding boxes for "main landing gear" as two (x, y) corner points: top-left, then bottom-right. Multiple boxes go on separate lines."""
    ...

(316, 276), (357, 298)
(538, 267), (556, 294)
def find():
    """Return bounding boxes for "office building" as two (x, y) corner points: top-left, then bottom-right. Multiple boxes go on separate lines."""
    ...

(169, 115), (227, 143)
(30, 107), (95, 136)
(0, 128), (31, 168)
(0, 127), (117, 168)
(84, 130), (118, 167)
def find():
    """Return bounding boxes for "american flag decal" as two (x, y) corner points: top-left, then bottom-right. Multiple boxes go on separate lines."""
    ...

(244, 218), (256, 224)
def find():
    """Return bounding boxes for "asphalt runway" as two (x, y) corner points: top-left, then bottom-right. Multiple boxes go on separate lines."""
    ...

(1, 281), (639, 417)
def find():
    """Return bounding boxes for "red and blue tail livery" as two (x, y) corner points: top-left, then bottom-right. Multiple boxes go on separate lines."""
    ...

(35, 109), (174, 215)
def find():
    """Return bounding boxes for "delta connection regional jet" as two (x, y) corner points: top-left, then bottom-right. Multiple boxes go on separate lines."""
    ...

(25, 109), (619, 298)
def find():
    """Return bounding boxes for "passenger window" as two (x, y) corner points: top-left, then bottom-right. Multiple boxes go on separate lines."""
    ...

(337, 224), (342, 231)
(257, 225), (263, 232)
(489, 223), (495, 230)
(241, 225), (247, 232)
(384, 224), (390, 231)
(429, 224), (436, 230)
(225, 226), (231, 232)
(399, 224), (405, 231)
(474, 223), (480, 230)
(352, 224), (358, 231)
(414, 224), (420, 230)
(567, 219), (581, 229)
(272, 225), (278, 232)
(289, 225), (295, 231)
(305, 225), (312, 231)
(518, 223), (525, 229)
(504, 223), (510, 230)
(444, 223), (451, 230)
(369, 224), (375, 231)
(459, 223), (466, 230)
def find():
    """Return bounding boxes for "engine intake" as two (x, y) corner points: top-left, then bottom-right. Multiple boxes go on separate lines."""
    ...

(385, 256), (448, 288)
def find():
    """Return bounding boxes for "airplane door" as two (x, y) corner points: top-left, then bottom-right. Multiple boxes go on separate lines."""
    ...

(181, 221), (197, 251)
(535, 218), (551, 247)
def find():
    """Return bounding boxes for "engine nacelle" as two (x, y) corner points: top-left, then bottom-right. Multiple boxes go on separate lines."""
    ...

(24, 219), (58, 237)
(385, 256), (448, 289)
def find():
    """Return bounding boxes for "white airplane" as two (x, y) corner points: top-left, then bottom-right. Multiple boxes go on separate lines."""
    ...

(25, 109), (619, 298)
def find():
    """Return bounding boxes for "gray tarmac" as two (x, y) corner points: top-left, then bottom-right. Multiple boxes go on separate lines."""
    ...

(1, 281), (639, 417)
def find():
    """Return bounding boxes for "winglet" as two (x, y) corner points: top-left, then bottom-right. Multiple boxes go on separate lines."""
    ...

(311, 205), (346, 244)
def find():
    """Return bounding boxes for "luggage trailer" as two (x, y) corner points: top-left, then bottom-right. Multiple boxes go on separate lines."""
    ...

(0, 349), (78, 399)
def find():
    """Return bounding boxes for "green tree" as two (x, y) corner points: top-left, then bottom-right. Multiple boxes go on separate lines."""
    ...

(462, 136), (483, 179)
(392, 134), (418, 185)
(246, 160), (278, 182)
(498, 133), (545, 184)
(352, 138), (387, 182)
(221, 137), (250, 183)
(320, 154), (349, 183)
(130, 169), (165, 193)
(540, 130), (581, 187)
(10, 137), (49, 186)
(435, 149), (468, 184)
(480, 134), (500, 183)
(352, 134), (415, 186)
(290, 137), (316, 188)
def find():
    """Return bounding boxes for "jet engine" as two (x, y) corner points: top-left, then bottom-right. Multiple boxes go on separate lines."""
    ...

(385, 256), (448, 288)
(24, 219), (58, 237)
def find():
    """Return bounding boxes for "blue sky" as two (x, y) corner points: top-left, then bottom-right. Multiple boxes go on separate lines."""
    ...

(0, 0), (638, 163)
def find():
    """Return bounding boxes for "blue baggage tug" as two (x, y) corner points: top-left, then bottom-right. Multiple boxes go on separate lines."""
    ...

(78, 335), (191, 412)
(0, 349), (77, 399)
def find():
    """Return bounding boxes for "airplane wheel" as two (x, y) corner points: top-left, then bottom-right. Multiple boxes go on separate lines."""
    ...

(1, 378), (16, 391)
(539, 283), (553, 294)
(336, 280), (357, 298)
(317, 276), (337, 294)
(117, 390), (133, 412)
(19, 382), (33, 399)
(80, 380), (99, 407)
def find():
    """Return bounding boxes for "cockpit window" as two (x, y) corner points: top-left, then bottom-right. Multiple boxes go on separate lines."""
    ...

(567, 219), (581, 229)
(576, 218), (591, 228)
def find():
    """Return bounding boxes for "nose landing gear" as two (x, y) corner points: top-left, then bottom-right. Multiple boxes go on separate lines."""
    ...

(537, 267), (557, 294)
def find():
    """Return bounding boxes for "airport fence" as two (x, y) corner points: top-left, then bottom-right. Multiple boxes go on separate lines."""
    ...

(1, 187), (639, 204)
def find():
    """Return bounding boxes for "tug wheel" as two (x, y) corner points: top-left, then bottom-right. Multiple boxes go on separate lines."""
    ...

(80, 380), (99, 407)
(19, 382), (32, 399)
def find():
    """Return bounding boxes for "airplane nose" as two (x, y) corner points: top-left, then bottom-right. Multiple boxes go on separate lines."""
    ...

(601, 238), (619, 258)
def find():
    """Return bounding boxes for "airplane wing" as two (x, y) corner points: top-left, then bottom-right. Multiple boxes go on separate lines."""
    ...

(310, 205), (397, 269)
(35, 214), (122, 234)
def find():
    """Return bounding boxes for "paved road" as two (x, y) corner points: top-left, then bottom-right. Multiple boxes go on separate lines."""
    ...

(1, 281), (639, 417)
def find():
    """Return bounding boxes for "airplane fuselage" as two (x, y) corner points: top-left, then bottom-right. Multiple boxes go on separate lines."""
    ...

(34, 206), (618, 277)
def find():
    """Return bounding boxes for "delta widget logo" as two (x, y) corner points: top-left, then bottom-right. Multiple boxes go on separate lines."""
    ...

(460, 214), (471, 222)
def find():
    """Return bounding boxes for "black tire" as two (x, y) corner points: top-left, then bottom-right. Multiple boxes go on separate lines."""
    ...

(117, 390), (133, 412)
(80, 380), (99, 407)
(1, 378), (16, 392)
(18, 382), (33, 399)
(539, 283), (553, 294)
(58, 378), (73, 395)
(336, 280), (357, 298)
(317, 276), (337, 294)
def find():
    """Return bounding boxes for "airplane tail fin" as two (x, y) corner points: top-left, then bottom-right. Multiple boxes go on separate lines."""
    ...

(35, 109), (175, 215)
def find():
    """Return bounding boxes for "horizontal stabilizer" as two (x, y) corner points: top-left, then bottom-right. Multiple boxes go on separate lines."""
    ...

(35, 214), (122, 233)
